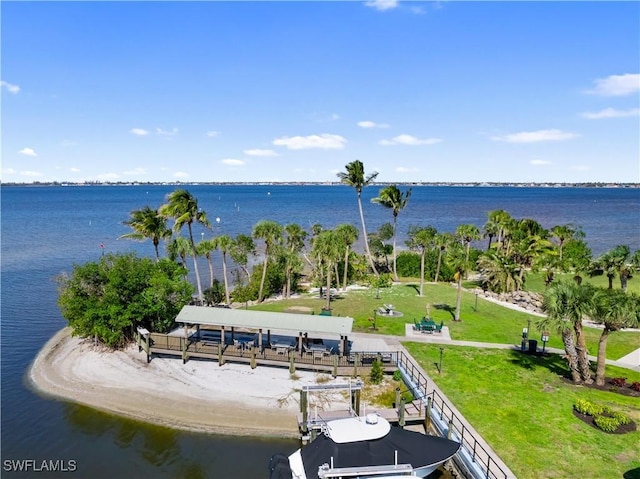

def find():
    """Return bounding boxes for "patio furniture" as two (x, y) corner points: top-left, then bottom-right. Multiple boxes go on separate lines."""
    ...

(434, 321), (444, 333)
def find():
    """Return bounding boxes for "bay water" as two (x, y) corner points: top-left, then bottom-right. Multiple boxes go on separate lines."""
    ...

(1, 184), (638, 478)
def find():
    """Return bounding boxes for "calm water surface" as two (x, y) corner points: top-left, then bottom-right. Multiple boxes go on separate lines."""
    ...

(1, 185), (638, 478)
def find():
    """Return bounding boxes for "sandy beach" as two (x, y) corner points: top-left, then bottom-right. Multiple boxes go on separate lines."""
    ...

(28, 328), (353, 438)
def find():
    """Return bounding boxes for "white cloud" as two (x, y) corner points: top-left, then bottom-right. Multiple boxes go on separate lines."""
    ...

(580, 107), (640, 119)
(69, 167), (80, 172)
(1, 80), (20, 94)
(491, 129), (579, 143)
(156, 127), (178, 137)
(243, 149), (278, 157)
(396, 166), (420, 173)
(379, 134), (442, 146)
(331, 113), (340, 121)
(130, 128), (149, 136)
(124, 167), (148, 176)
(585, 73), (640, 96)
(530, 160), (552, 166)
(273, 134), (347, 150)
(18, 147), (38, 157)
(173, 171), (189, 178)
(20, 170), (43, 177)
(221, 159), (246, 166)
(206, 130), (220, 137)
(357, 120), (390, 129)
(364, 0), (398, 11)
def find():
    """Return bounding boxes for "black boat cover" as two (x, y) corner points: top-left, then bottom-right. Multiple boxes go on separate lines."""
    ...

(300, 426), (460, 478)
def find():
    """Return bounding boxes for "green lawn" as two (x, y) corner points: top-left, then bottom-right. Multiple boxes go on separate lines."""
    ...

(525, 271), (640, 295)
(403, 343), (640, 479)
(252, 283), (640, 361)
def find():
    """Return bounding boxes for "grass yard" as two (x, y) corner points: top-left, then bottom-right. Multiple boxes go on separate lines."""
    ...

(402, 343), (640, 479)
(252, 283), (640, 361)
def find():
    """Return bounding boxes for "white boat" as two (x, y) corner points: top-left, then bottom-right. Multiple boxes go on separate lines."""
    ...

(269, 414), (461, 479)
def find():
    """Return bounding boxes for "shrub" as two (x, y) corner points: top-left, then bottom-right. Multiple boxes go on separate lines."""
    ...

(369, 359), (384, 385)
(612, 411), (632, 425)
(610, 377), (628, 387)
(594, 415), (620, 433)
(392, 370), (403, 382)
(630, 382), (640, 392)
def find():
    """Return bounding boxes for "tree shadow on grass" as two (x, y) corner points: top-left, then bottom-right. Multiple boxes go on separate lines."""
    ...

(507, 348), (568, 377)
(404, 284), (420, 295)
(433, 303), (456, 320)
(624, 467), (640, 479)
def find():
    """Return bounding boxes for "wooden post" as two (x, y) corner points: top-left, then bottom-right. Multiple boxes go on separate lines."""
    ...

(181, 337), (187, 364)
(218, 343), (224, 366)
(355, 389), (361, 416)
(424, 397), (432, 434)
(289, 350), (295, 374)
(258, 329), (263, 352)
(395, 387), (401, 411)
(300, 390), (308, 434)
(251, 346), (257, 369)
(145, 334), (150, 363)
(332, 355), (338, 378)
(353, 353), (360, 377)
(399, 396), (406, 428)
(298, 332), (303, 356)
(447, 419), (453, 440)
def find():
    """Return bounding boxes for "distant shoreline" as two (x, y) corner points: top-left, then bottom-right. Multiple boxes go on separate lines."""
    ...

(3, 181), (639, 188)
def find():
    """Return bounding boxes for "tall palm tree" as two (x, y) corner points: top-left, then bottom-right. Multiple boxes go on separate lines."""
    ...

(455, 224), (481, 279)
(311, 229), (344, 311)
(477, 250), (523, 293)
(337, 160), (379, 275)
(334, 223), (359, 291)
(196, 238), (217, 288)
(551, 224), (580, 262)
(590, 245), (631, 290)
(447, 241), (467, 321)
(252, 220), (283, 302)
(159, 190), (211, 302)
(589, 288), (639, 385)
(433, 232), (453, 283)
(371, 185), (412, 281)
(119, 206), (171, 260)
(283, 223), (307, 298)
(406, 225), (437, 296)
(216, 235), (233, 305)
(539, 281), (593, 384)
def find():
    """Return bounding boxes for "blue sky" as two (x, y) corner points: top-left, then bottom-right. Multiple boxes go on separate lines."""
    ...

(2, 1), (639, 184)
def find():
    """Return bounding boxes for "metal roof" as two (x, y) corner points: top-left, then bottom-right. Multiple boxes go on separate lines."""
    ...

(175, 305), (354, 337)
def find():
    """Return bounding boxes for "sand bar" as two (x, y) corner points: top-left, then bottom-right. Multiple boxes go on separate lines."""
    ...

(28, 328), (352, 438)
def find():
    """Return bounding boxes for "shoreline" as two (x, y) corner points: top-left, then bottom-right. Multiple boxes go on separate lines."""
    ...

(28, 328), (351, 438)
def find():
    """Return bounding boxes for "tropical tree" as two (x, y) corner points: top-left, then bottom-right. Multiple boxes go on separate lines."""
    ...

(406, 225), (437, 296)
(119, 206), (172, 261)
(477, 251), (523, 293)
(334, 223), (359, 291)
(216, 235), (233, 305)
(539, 281), (593, 384)
(550, 224), (582, 262)
(252, 220), (283, 302)
(196, 238), (217, 288)
(229, 234), (256, 281)
(588, 288), (639, 385)
(433, 232), (453, 283)
(371, 184), (412, 281)
(166, 236), (192, 281)
(455, 224), (481, 276)
(447, 241), (467, 321)
(282, 223), (307, 297)
(336, 160), (379, 275)
(159, 189), (211, 302)
(590, 245), (631, 290)
(311, 229), (344, 310)
(368, 223), (394, 271)
(487, 209), (514, 254)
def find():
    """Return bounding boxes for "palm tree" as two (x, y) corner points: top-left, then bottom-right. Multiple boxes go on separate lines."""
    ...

(455, 224), (481, 279)
(590, 245), (631, 290)
(252, 220), (283, 302)
(433, 232), (453, 283)
(216, 235), (233, 305)
(539, 281), (593, 384)
(550, 224), (581, 262)
(166, 236), (192, 281)
(447, 241), (467, 321)
(589, 288), (639, 385)
(477, 250), (522, 293)
(337, 160), (379, 275)
(334, 223), (359, 291)
(229, 234), (256, 281)
(119, 206), (172, 260)
(311, 229), (344, 311)
(196, 238), (217, 288)
(371, 185), (412, 281)
(406, 225), (437, 296)
(159, 189), (211, 302)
